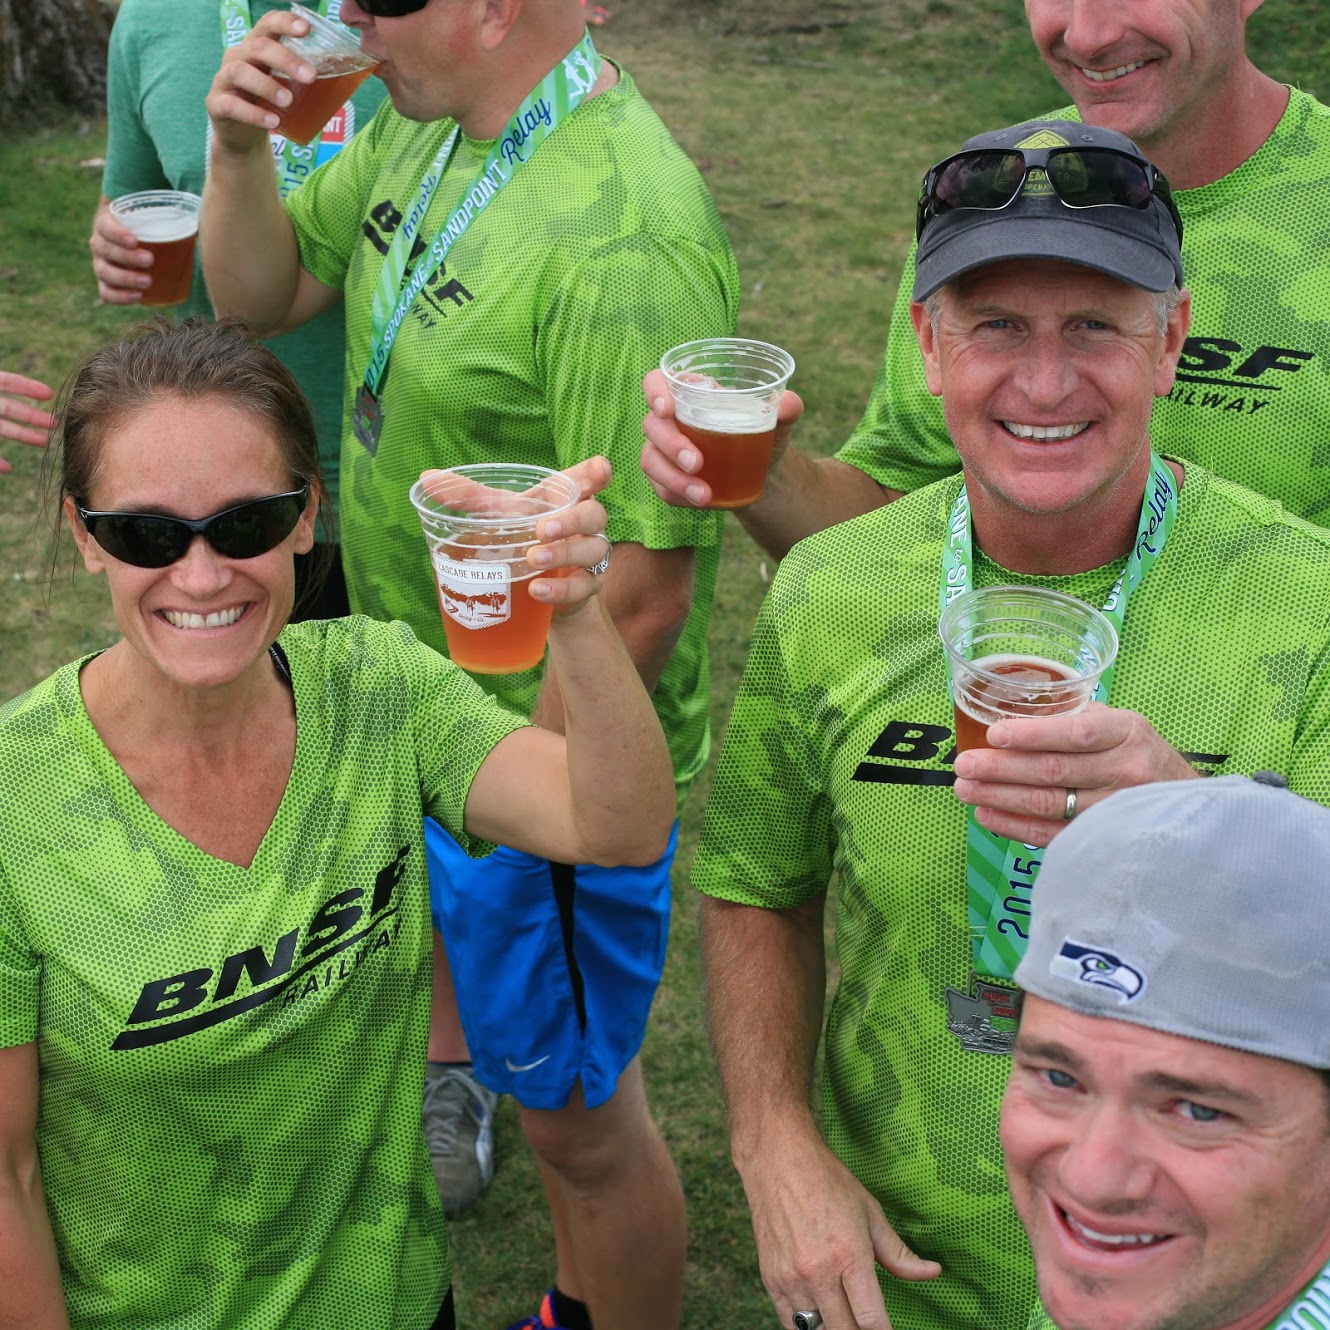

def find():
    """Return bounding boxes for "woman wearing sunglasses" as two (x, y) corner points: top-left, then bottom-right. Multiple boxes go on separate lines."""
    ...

(0, 317), (674, 1330)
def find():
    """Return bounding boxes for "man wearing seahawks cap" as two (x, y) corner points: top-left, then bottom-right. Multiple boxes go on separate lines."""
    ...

(694, 118), (1330, 1330)
(1005, 773), (1330, 1330)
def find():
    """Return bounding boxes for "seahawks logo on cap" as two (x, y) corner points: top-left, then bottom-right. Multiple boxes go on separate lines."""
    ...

(1050, 939), (1146, 1002)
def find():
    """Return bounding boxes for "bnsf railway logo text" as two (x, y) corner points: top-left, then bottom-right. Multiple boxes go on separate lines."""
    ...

(851, 720), (1227, 785)
(1166, 337), (1315, 416)
(111, 846), (411, 1051)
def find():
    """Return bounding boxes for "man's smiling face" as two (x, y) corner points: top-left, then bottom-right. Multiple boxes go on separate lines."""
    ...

(1001, 995), (1330, 1330)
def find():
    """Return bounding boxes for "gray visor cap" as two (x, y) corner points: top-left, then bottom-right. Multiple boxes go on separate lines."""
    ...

(912, 120), (1185, 301)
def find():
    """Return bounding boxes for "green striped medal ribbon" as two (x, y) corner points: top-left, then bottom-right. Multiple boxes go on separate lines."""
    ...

(351, 30), (601, 452)
(939, 452), (1177, 985)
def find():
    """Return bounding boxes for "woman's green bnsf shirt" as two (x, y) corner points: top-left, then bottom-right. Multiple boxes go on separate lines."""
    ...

(0, 618), (526, 1329)
(839, 89), (1330, 524)
(284, 73), (739, 796)
(692, 466), (1330, 1330)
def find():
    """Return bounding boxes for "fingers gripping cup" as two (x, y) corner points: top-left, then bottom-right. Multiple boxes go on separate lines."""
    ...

(276, 4), (381, 146)
(660, 338), (795, 509)
(410, 464), (581, 676)
(108, 191), (201, 307)
(938, 586), (1119, 754)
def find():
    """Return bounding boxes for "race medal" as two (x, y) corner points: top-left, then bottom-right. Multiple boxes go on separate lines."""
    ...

(944, 972), (1020, 1055)
(939, 454), (1178, 1049)
(352, 383), (383, 454)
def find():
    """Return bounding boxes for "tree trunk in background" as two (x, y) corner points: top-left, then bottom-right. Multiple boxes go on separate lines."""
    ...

(0, 0), (113, 120)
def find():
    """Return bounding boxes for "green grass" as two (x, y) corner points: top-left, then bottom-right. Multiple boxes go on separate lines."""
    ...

(3, 1), (1328, 1325)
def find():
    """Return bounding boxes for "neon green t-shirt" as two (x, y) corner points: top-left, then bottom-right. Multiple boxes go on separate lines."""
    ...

(692, 465), (1330, 1330)
(0, 617), (526, 1329)
(284, 70), (739, 792)
(838, 90), (1330, 525)
(103, 0), (387, 517)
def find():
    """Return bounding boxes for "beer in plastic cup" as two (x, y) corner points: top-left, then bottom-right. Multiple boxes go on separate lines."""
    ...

(108, 191), (201, 307)
(660, 338), (795, 509)
(409, 464), (581, 676)
(276, 4), (381, 146)
(937, 586), (1118, 753)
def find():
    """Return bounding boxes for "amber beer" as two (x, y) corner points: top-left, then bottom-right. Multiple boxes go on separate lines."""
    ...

(276, 57), (379, 146)
(430, 533), (565, 676)
(675, 402), (779, 510)
(952, 654), (1086, 754)
(108, 192), (201, 307)
(661, 338), (796, 510)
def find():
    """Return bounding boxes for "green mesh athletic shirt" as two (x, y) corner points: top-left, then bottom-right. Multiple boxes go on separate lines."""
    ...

(692, 465), (1330, 1330)
(0, 618), (525, 1329)
(285, 68), (739, 793)
(838, 90), (1330, 525)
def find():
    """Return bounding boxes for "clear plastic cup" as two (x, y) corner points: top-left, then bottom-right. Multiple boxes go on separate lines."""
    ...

(409, 464), (581, 676)
(108, 191), (201, 307)
(660, 337), (795, 509)
(938, 585), (1119, 753)
(276, 4), (381, 145)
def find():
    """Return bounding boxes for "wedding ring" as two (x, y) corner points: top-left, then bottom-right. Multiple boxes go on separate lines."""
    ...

(585, 533), (612, 576)
(793, 1312), (822, 1330)
(1063, 787), (1079, 821)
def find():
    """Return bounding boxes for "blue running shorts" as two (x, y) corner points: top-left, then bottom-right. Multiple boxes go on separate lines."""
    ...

(424, 819), (677, 1110)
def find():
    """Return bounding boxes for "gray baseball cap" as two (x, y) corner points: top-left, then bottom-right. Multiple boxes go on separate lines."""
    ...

(1016, 773), (1330, 1069)
(913, 119), (1185, 301)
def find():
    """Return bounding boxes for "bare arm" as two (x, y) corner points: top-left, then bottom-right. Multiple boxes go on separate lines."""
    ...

(0, 1043), (70, 1330)
(704, 896), (939, 1330)
(529, 540), (695, 731)
(462, 459), (676, 867)
(200, 8), (341, 335)
(641, 370), (898, 562)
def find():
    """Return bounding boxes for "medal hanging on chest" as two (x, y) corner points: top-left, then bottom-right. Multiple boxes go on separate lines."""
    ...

(937, 457), (1178, 1051)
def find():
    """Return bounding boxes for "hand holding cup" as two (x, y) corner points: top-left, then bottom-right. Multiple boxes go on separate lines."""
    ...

(411, 457), (613, 676)
(643, 339), (797, 509)
(207, 5), (378, 150)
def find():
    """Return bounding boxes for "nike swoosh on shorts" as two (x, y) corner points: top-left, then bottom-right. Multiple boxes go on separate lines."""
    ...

(504, 1055), (552, 1073)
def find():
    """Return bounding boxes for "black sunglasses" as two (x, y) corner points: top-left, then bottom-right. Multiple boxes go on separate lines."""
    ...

(75, 487), (310, 569)
(916, 146), (1183, 246)
(354, 0), (428, 16)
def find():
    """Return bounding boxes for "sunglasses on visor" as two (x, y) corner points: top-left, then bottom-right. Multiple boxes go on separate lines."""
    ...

(74, 487), (310, 569)
(352, 0), (429, 15)
(916, 146), (1183, 245)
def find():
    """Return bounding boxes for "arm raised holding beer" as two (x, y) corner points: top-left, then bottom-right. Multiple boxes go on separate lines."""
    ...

(437, 455), (677, 867)
(201, 7), (342, 336)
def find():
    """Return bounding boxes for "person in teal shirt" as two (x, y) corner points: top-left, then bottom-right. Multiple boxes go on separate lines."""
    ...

(90, 0), (386, 617)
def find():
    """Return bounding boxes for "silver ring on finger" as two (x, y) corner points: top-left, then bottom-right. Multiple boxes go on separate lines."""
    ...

(585, 533), (611, 577)
(1063, 787), (1079, 821)
(793, 1312), (822, 1330)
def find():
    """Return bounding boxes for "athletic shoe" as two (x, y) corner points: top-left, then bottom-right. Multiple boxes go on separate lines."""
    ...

(505, 1291), (567, 1330)
(422, 1063), (498, 1216)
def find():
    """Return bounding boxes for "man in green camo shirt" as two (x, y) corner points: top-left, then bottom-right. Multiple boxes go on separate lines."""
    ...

(642, 0), (1330, 547)
(199, 3), (738, 1328)
(692, 121), (1330, 1330)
